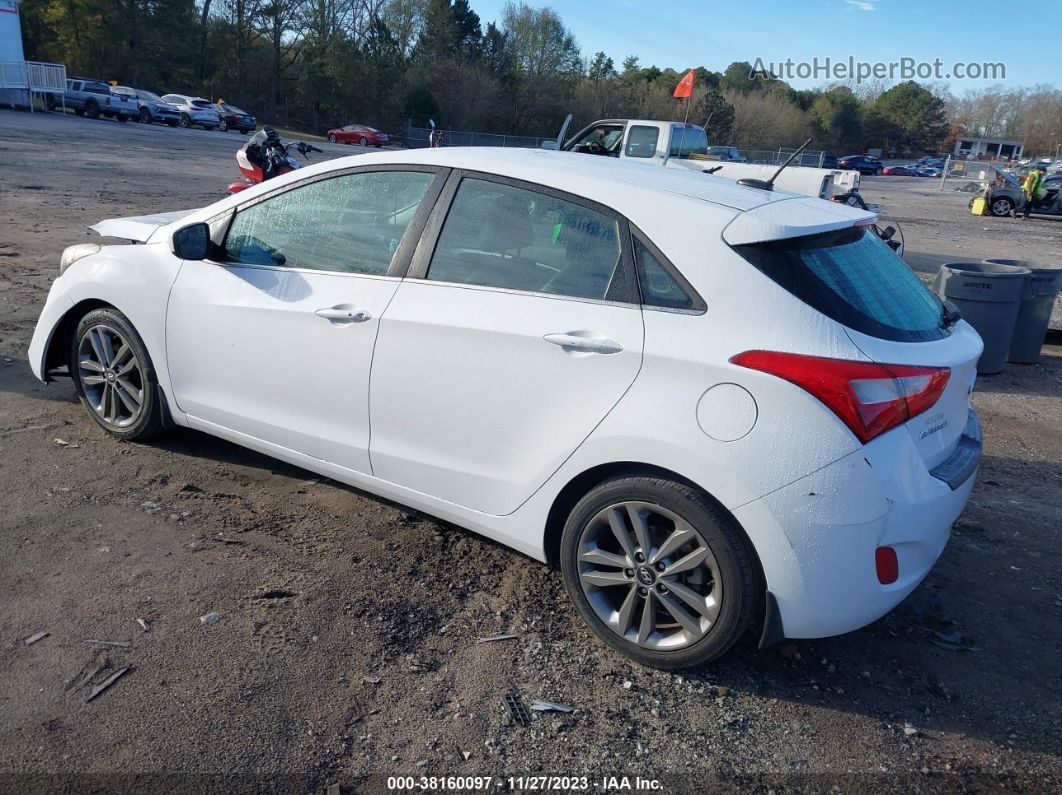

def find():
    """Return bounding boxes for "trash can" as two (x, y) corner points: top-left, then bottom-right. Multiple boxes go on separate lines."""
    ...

(933, 262), (1030, 375)
(983, 259), (1062, 364)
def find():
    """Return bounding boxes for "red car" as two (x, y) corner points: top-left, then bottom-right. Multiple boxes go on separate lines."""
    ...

(882, 165), (917, 176)
(325, 124), (389, 147)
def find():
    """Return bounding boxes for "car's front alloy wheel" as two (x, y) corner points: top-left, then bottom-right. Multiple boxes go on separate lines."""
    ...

(561, 474), (757, 668)
(71, 308), (167, 440)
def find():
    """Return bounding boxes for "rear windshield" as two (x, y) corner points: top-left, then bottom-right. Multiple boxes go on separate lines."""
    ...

(191, 99), (212, 108)
(733, 226), (948, 342)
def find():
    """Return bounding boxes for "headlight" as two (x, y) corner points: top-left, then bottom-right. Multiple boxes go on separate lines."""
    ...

(59, 243), (101, 275)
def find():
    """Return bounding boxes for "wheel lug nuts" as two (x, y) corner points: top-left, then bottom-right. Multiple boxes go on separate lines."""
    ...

(655, 562), (666, 572)
(656, 584), (668, 594)
(637, 586), (648, 596)
(624, 569), (634, 578)
(635, 552), (645, 563)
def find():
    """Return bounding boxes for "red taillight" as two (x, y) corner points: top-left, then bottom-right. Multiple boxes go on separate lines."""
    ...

(730, 350), (950, 443)
(875, 546), (898, 584)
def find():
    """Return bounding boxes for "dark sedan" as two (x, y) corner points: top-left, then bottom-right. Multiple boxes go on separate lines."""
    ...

(214, 103), (256, 133)
(839, 155), (884, 175)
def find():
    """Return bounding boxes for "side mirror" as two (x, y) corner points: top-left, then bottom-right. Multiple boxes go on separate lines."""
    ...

(173, 222), (211, 260)
(880, 225), (896, 241)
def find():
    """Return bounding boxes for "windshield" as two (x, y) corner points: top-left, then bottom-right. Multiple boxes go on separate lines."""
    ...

(734, 226), (948, 342)
(139, 90), (162, 102)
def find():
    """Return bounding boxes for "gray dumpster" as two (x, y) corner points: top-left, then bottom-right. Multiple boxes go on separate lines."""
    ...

(933, 262), (1030, 375)
(983, 259), (1062, 364)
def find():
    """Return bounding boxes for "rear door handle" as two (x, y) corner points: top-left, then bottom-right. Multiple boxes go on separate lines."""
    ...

(544, 332), (623, 355)
(315, 306), (372, 324)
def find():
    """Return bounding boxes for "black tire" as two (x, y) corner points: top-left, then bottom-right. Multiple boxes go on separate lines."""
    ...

(874, 167), (883, 176)
(990, 196), (1015, 217)
(327, 134), (337, 143)
(70, 308), (168, 441)
(219, 119), (228, 131)
(179, 113), (191, 128)
(85, 102), (99, 119)
(140, 107), (152, 123)
(559, 472), (758, 669)
(359, 136), (368, 146)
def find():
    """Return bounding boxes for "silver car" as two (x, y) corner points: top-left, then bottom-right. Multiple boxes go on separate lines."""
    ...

(160, 94), (220, 130)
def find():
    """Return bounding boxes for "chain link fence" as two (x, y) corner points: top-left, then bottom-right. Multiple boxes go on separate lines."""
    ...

(404, 123), (553, 150)
(940, 158), (1015, 193)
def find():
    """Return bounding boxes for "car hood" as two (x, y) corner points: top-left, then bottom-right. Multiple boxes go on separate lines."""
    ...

(90, 209), (201, 242)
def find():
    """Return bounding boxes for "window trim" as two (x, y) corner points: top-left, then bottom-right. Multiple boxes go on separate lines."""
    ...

(628, 223), (706, 314)
(208, 164), (449, 279)
(406, 169), (640, 306)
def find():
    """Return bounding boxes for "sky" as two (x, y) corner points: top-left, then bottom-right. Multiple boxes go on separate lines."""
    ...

(472, 0), (1062, 92)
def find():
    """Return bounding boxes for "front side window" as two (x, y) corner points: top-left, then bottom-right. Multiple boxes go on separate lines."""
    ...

(427, 178), (622, 300)
(570, 125), (624, 156)
(223, 170), (436, 274)
(625, 126), (660, 158)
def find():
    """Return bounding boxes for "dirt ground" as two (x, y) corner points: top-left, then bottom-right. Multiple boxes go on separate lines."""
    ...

(1, 110), (1060, 794)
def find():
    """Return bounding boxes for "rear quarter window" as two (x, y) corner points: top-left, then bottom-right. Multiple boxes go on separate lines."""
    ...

(733, 226), (948, 342)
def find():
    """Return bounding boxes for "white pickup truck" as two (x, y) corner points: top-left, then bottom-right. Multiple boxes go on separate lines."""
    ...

(558, 119), (860, 202)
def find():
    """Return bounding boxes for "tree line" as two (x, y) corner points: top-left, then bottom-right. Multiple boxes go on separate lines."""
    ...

(19, 0), (1062, 156)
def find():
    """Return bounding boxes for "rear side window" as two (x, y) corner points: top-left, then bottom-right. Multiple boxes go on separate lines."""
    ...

(634, 239), (696, 310)
(669, 126), (708, 159)
(625, 126), (659, 158)
(734, 226), (947, 341)
(427, 178), (623, 301)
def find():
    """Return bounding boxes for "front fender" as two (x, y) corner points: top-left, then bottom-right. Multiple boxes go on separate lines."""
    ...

(27, 243), (183, 414)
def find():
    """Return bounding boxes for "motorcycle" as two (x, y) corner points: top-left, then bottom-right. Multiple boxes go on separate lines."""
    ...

(227, 126), (323, 194)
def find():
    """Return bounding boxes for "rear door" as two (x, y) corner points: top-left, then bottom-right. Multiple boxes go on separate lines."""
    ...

(368, 172), (644, 516)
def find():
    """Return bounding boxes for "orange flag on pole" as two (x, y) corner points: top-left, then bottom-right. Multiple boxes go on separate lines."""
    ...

(673, 69), (695, 98)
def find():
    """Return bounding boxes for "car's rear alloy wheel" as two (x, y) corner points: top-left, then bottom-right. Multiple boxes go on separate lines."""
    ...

(219, 119), (227, 131)
(561, 474), (757, 668)
(328, 134), (337, 143)
(180, 113), (190, 127)
(359, 136), (368, 146)
(71, 308), (167, 440)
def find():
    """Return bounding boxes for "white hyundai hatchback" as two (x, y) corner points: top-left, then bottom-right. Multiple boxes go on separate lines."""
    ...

(28, 148), (983, 668)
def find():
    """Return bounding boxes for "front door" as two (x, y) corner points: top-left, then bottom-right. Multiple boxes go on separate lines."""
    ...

(166, 167), (442, 473)
(369, 174), (644, 515)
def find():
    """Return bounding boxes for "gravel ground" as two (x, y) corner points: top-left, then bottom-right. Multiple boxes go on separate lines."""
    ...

(1, 110), (1060, 794)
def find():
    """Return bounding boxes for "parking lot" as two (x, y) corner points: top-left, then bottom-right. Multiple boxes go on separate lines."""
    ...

(0, 110), (1060, 792)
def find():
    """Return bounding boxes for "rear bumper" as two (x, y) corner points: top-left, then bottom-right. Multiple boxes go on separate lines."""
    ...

(734, 410), (980, 639)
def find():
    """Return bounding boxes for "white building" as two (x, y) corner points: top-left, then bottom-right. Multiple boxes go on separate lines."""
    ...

(1, 1), (65, 108)
(954, 136), (1024, 161)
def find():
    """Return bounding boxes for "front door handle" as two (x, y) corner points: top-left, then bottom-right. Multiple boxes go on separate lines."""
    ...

(544, 332), (623, 355)
(315, 306), (372, 324)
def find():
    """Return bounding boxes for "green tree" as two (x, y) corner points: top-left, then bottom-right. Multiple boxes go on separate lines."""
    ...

(870, 80), (948, 154)
(808, 88), (863, 153)
(698, 88), (734, 142)
(587, 51), (615, 81)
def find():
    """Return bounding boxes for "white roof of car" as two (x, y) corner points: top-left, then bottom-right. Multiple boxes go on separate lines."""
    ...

(315, 148), (875, 243)
(95, 146), (873, 245)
